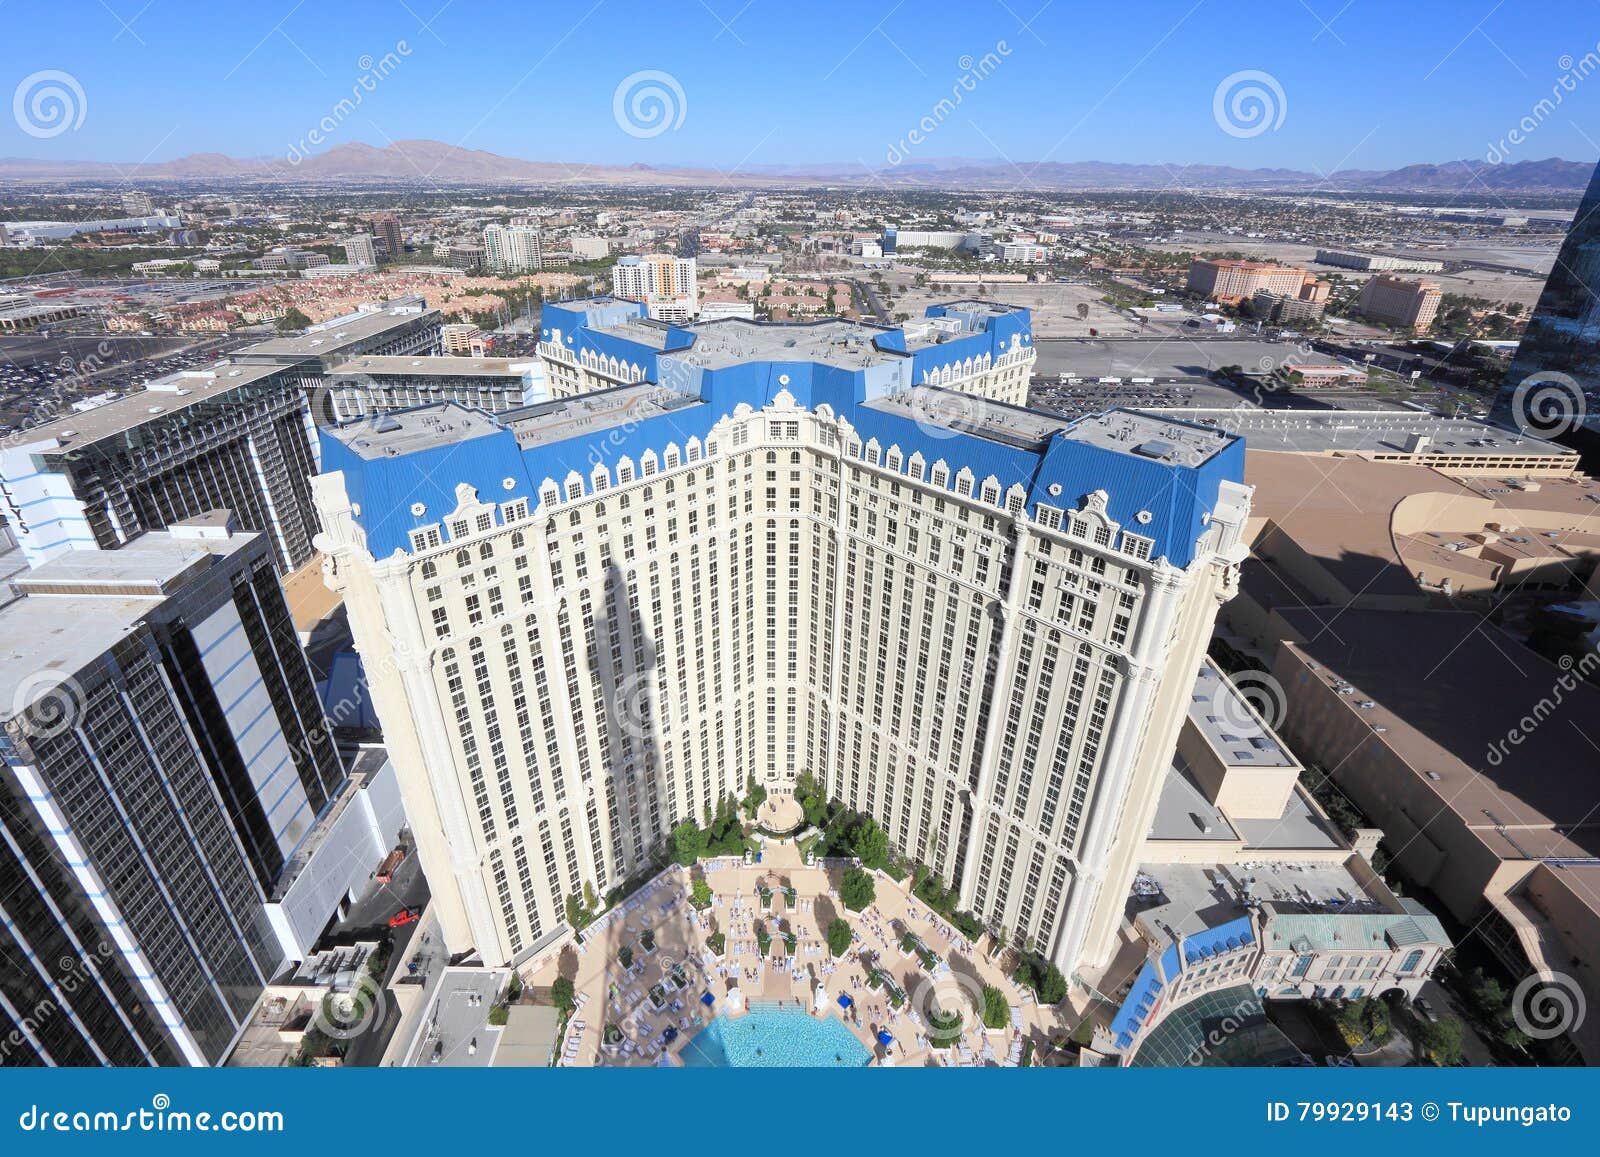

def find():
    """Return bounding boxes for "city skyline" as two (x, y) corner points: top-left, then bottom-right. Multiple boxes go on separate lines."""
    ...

(3, 3), (1600, 1083)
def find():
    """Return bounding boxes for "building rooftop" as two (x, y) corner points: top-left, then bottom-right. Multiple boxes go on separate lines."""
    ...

(233, 302), (436, 361)
(507, 386), (704, 451)
(19, 361), (290, 448)
(330, 302), (1239, 566)
(677, 317), (898, 370)
(0, 526), (254, 723)
(328, 355), (536, 379)
(1188, 659), (1295, 768)
(1063, 410), (1238, 470)
(1147, 756), (1343, 850)
(1276, 606), (1600, 863)
(1144, 407), (1575, 458)
(862, 387), (1072, 451)
(1130, 857), (1399, 945)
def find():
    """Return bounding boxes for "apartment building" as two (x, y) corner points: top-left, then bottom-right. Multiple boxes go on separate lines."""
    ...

(343, 233), (379, 267)
(0, 522), (345, 1065)
(1187, 259), (1322, 305)
(612, 254), (698, 322)
(483, 224), (544, 273)
(1355, 273), (1443, 331)
(441, 322), (483, 354)
(311, 304), (1250, 974)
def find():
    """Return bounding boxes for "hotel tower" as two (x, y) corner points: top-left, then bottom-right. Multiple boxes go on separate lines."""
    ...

(312, 301), (1250, 975)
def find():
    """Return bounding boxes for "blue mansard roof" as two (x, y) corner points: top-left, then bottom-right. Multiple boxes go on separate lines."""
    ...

(321, 303), (1242, 566)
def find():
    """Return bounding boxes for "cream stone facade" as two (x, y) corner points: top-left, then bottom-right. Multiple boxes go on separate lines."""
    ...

(311, 305), (1248, 981)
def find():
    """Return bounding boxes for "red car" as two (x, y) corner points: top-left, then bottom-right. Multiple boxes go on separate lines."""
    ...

(388, 906), (420, 928)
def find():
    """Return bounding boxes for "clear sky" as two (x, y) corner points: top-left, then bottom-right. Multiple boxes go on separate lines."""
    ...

(6, 0), (1600, 173)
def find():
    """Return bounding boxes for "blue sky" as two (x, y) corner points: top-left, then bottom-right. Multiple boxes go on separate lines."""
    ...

(6, 0), (1600, 172)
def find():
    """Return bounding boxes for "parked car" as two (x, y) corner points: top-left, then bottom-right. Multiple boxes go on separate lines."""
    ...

(389, 906), (421, 928)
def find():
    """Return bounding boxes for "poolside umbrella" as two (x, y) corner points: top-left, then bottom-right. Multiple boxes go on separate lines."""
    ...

(877, 1030), (894, 1047)
(700, 991), (715, 1007)
(838, 993), (852, 1010)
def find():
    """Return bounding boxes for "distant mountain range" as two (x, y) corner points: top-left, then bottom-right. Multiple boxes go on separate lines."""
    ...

(0, 139), (1591, 193)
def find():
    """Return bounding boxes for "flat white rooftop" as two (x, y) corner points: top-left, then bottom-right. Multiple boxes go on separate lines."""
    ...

(1139, 407), (1574, 458)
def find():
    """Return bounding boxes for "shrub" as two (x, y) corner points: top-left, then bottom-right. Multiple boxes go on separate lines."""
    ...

(691, 878), (713, 909)
(487, 1004), (508, 1027)
(619, 945), (633, 968)
(551, 976), (576, 1015)
(980, 984), (1010, 1030)
(707, 931), (726, 955)
(826, 918), (853, 957)
(840, 866), (876, 912)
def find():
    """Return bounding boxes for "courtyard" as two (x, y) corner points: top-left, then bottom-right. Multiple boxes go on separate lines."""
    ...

(524, 839), (1067, 1067)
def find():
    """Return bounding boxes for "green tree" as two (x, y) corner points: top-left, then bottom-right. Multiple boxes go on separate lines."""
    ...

(980, 984), (1011, 1029)
(840, 866), (876, 912)
(564, 892), (593, 931)
(276, 306), (311, 331)
(550, 976), (576, 1015)
(1466, 967), (1507, 1018)
(671, 819), (708, 866)
(1036, 961), (1068, 1005)
(854, 818), (890, 870)
(1415, 1014), (1465, 1066)
(826, 918), (853, 957)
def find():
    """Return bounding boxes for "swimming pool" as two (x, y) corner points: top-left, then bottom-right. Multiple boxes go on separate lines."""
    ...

(677, 1005), (872, 1067)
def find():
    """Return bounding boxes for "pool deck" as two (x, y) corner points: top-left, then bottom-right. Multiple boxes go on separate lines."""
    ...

(526, 840), (1068, 1067)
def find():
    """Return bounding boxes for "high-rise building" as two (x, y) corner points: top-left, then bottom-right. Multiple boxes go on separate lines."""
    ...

(1354, 273), (1442, 331)
(1186, 259), (1322, 305)
(343, 233), (379, 267)
(1492, 158), (1600, 459)
(371, 214), (403, 259)
(611, 254), (698, 322)
(312, 304), (1250, 972)
(483, 224), (544, 273)
(0, 521), (345, 1065)
(0, 363), (324, 572)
